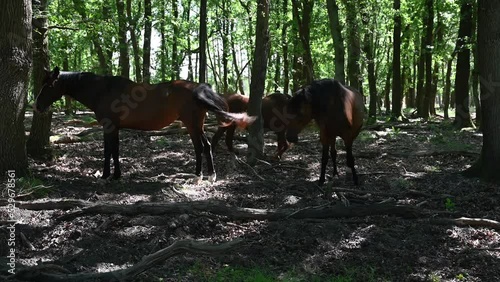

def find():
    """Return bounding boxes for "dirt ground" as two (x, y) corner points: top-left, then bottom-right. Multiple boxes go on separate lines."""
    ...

(1, 111), (500, 281)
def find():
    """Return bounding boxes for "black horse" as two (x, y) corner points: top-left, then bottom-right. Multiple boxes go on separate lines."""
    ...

(34, 67), (254, 181)
(285, 79), (364, 185)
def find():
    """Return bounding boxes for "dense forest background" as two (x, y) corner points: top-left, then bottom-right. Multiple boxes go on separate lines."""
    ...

(38, 0), (476, 126)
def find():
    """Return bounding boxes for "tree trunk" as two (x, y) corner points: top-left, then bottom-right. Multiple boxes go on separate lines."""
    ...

(230, 21), (245, 95)
(221, 1), (229, 93)
(454, 0), (473, 129)
(171, 0), (180, 80)
(291, 0), (314, 88)
(342, 0), (362, 90)
(143, 0), (152, 83)
(281, 0), (290, 95)
(465, 0), (500, 183)
(27, 0), (52, 158)
(126, 0), (142, 82)
(185, 0), (193, 81)
(470, 0), (481, 129)
(159, 0), (167, 81)
(416, 33), (426, 117)
(246, 0), (270, 166)
(0, 0), (31, 175)
(199, 0), (207, 83)
(422, 0), (434, 120)
(115, 0), (129, 78)
(326, 0), (345, 85)
(391, 0), (403, 120)
(443, 56), (454, 119)
(384, 41), (392, 115)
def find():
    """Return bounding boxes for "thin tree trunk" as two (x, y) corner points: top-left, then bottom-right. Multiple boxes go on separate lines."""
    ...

(159, 0), (167, 81)
(443, 56), (454, 119)
(391, 0), (403, 120)
(281, 0), (289, 95)
(27, 0), (52, 158)
(115, 0), (129, 78)
(221, 1), (229, 93)
(326, 0), (345, 85)
(127, 0), (142, 82)
(416, 33), (426, 116)
(246, 0), (270, 166)
(230, 21), (245, 95)
(422, 0), (434, 120)
(471, 0), (481, 129)
(143, 0), (152, 83)
(464, 0), (500, 183)
(384, 42), (392, 115)
(0, 0), (31, 175)
(291, 0), (314, 88)
(454, 0), (473, 128)
(171, 0), (180, 80)
(342, 0), (362, 90)
(185, 0), (193, 81)
(199, 0), (207, 83)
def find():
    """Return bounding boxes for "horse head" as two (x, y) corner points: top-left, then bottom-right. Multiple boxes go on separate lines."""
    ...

(34, 66), (63, 113)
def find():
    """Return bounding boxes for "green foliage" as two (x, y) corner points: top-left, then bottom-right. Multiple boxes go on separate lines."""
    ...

(16, 176), (53, 198)
(445, 197), (455, 212)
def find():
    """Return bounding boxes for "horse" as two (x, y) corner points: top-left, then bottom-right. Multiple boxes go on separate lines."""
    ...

(285, 79), (364, 185)
(34, 67), (255, 182)
(211, 93), (291, 159)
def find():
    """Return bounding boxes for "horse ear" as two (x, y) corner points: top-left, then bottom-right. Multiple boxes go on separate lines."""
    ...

(52, 66), (60, 79)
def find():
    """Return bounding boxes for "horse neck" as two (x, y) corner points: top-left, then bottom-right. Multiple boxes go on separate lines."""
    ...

(57, 72), (100, 112)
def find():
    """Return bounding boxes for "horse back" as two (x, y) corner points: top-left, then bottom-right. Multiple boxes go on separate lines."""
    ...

(225, 93), (249, 113)
(262, 93), (290, 132)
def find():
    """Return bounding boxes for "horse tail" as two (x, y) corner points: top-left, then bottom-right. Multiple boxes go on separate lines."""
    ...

(193, 84), (256, 129)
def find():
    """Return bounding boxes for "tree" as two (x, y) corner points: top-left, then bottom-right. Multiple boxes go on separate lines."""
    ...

(199, 0), (207, 83)
(453, 0), (473, 129)
(422, 0), (434, 119)
(27, 0), (52, 158)
(115, 0), (130, 78)
(291, 0), (314, 90)
(465, 0), (500, 183)
(391, 0), (403, 120)
(0, 0), (32, 175)
(126, 0), (142, 81)
(143, 0), (152, 83)
(342, 0), (362, 91)
(326, 0), (345, 85)
(246, 0), (270, 166)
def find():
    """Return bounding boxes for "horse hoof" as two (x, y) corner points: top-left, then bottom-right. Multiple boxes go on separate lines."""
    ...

(208, 173), (217, 183)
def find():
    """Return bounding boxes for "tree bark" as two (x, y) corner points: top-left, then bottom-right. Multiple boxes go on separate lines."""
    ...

(384, 41), (392, 115)
(115, 0), (129, 78)
(326, 0), (345, 85)
(0, 0), (31, 175)
(443, 56), (455, 119)
(342, 0), (362, 91)
(246, 0), (270, 166)
(143, 0), (152, 83)
(291, 0), (314, 88)
(454, 0), (473, 129)
(416, 33), (426, 116)
(422, 0), (434, 119)
(391, 0), (403, 120)
(470, 1), (481, 128)
(171, 0), (180, 80)
(126, 0), (142, 82)
(199, 0), (207, 83)
(27, 0), (52, 158)
(465, 0), (500, 183)
(281, 0), (290, 95)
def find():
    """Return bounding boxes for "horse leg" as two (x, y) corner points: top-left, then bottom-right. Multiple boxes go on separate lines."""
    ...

(225, 125), (236, 153)
(345, 142), (358, 185)
(102, 133), (112, 179)
(275, 132), (288, 160)
(201, 132), (216, 182)
(330, 142), (339, 178)
(110, 129), (121, 179)
(187, 127), (204, 181)
(211, 126), (227, 153)
(318, 143), (330, 186)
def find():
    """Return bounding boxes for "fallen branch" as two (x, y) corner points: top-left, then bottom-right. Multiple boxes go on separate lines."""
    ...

(10, 239), (242, 282)
(0, 199), (92, 210)
(57, 199), (427, 222)
(429, 217), (500, 230)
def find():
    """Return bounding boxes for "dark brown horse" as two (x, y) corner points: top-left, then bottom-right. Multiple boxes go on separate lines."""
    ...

(34, 67), (255, 181)
(211, 93), (291, 159)
(285, 79), (364, 185)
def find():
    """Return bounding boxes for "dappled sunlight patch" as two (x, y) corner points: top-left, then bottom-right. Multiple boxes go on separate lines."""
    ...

(447, 226), (500, 254)
(94, 262), (132, 273)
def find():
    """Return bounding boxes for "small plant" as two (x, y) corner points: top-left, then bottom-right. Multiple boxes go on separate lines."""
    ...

(445, 198), (456, 212)
(456, 273), (467, 280)
(16, 176), (52, 198)
(389, 177), (412, 190)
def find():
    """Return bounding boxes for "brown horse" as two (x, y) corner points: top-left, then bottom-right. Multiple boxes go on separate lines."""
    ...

(34, 67), (255, 181)
(211, 93), (291, 159)
(285, 79), (364, 185)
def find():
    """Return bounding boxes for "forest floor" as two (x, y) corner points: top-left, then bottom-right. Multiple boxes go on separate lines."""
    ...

(1, 111), (500, 281)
